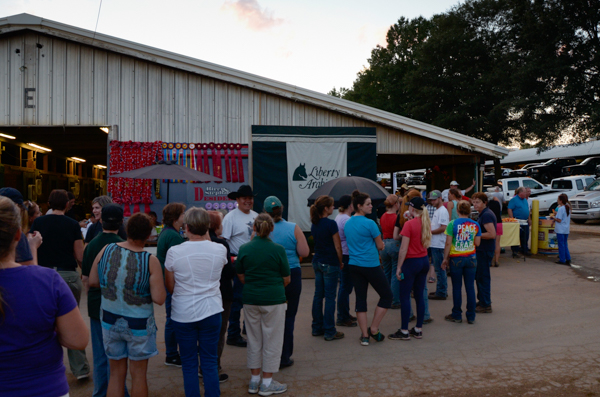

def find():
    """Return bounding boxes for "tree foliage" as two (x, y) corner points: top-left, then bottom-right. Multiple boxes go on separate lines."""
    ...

(333, 0), (600, 147)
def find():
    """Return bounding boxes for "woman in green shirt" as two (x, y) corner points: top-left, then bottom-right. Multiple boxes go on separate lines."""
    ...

(235, 213), (291, 396)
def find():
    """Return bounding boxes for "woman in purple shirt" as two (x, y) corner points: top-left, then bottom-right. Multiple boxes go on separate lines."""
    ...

(0, 196), (89, 397)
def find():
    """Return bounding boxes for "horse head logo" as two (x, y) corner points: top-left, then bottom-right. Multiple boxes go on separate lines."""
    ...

(292, 163), (308, 181)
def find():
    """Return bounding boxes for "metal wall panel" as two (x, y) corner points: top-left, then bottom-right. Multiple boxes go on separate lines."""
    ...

(174, 71), (188, 142)
(134, 60), (148, 142)
(36, 35), (53, 125)
(9, 36), (24, 125)
(79, 46), (94, 125)
(200, 77), (214, 141)
(0, 39), (9, 124)
(120, 57), (135, 139)
(51, 39), (66, 125)
(161, 68), (174, 142)
(147, 64), (162, 142)
(93, 50), (108, 125)
(106, 53), (121, 130)
(214, 80), (228, 143)
(65, 42), (80, 125)
(23, 34), (37, 125)
(187, 74), (201, 142)
(227, 85), (241, 143)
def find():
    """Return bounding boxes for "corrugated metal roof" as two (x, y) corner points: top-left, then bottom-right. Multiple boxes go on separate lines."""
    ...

(485, 140), (600, 166)
(0, 13), (509, 158)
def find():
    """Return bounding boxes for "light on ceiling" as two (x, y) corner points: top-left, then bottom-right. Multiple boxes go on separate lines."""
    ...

(71, 157), (86, 162)
(27, 143), (52, 152)
(100, 127), (110, 133)
(96, 164), (107, 169)
(0, 133), (16, 139)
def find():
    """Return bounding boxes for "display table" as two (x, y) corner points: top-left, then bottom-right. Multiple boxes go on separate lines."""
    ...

(500, 222), (520, 247)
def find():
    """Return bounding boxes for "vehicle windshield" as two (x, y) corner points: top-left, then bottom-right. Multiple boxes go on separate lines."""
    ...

(580, 157), (597, 165)
(543, 159), (556, 165)
(587, 180), (600, 191)
(552, 180), (573, 189)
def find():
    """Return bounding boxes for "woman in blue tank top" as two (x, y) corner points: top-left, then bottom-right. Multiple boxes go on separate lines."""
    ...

(264, 196), (309, 368)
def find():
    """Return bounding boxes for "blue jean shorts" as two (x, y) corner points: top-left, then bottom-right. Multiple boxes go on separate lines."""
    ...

(101, 313), (158, 361)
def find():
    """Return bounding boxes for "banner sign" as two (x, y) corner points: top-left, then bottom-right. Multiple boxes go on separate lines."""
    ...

(286, 142), (347, 231)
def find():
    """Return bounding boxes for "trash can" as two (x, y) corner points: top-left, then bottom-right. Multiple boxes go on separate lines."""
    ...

(537, 217), (558, 254)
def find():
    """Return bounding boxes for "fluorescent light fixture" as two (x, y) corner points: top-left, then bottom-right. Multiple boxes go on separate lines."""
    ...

(27, 143), (52, 152)
(96, 164), (107, 169)
(100, 127), (110, 133)
(71, 157), (86, 162)
(0, 133), (16, 139)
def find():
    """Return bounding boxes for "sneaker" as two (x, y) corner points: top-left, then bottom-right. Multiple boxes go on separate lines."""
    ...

(444, 314), (462, 323)
(388, 329), (410, 341)
(566, 260), (571, 266)
(258, 379), (288, 396)
(360, 336), (370, 346)
(279, 359), (294, 369)
(336, 319), (358, 327)
(424, 318), (434, 324)
(226, 337), (247, 347)
(249, 378), (260, 394)
(349, 315), (357, 321)
(409, 327), (422, 339)
(467, 319), (475, 324)
(165, 355), (182, 367)
(409, 315), (416, 322)
(324, 331), (344, 341)
(219, 373), (229, 383)
(311, 331), (324, 337)
(429, 294), (447, 300)
(390, 304), (401, 309)
(368, 328), (385, 342)
(475, 305), (492, 313)
(76, 373), (90, 380)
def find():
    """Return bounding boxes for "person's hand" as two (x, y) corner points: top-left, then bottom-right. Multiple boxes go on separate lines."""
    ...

(441, 259), (449, 271)
(81, 275), (89, 292)
(27, 231), (43, 249)
(472, 179), (476, 187)
(396, 266), (403, 281)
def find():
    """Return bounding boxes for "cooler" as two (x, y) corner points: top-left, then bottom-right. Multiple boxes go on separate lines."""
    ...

(537, 217), (558, 254)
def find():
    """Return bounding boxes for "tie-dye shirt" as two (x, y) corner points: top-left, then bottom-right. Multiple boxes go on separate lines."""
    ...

(445, 218), (481, 258)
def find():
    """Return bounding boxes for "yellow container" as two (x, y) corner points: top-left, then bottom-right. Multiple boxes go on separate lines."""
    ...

(537, 217), (558, 254)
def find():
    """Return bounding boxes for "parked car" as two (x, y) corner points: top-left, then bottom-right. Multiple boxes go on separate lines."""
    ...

(570, 179), (600, 224)
(529, 175), (596, 213)
(406, 171), (425, 185)
(596, 164), (600, 178)
(396, 172), (408, 186)
(483, 168), (511, 186)
(508, 163), (542, 178)
(561, 156), (600, 176)
(528, 158), (577, 184)
(486, 177), (549, 203)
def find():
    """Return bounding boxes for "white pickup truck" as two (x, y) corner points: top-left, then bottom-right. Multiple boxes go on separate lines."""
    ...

(528, 175), (596, 213)
(487, 177), (549, 203)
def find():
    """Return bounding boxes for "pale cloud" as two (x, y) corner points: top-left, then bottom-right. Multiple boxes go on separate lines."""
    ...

(221, 0), (284, 31)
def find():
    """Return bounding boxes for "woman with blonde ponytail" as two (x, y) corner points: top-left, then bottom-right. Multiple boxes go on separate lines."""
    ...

(389, 197), (432, 341)
(235, 213), (291, 395)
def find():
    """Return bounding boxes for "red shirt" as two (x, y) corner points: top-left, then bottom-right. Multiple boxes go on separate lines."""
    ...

(401, 218), (428, 259)
(380, 212), (397, 239)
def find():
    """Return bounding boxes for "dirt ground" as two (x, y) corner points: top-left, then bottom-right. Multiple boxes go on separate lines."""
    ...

(65, 225), (600, 397)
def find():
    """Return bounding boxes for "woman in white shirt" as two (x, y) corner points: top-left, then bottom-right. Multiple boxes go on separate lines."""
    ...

(165, 207), (227, 397)
(550, 193), (571, 266)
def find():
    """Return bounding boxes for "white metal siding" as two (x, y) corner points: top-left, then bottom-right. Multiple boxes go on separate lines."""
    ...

(0, 31), (470, 156)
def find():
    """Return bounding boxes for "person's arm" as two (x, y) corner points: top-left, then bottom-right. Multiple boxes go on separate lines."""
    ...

(73, 239), (84, 265)
(396, 236), (410, 280)
(237, 274), (246, 284)
(26, 231), (42, 265)
(464, 179), (476, 194)
(332, 232), (343, 266)
(165, 269), (175, 294)
(507, 208), (514, 218)
(481, 222), (496, 240)
(447, 201), (454, 215)
(294, 225), (310, 258)
(441, 234), (452, 270)
(374, 235), (384, 251)
(148, 255), (166, 305)
(432, 225), (446, 235)
(474, 236), (482, 247)
(88, 246), (108, 288)
(56, 307), (89, 350)
(393, 225), (401, 241)
(283, 275), (291, 287)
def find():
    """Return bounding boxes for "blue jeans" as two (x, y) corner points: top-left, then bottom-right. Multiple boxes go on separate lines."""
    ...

(557, 233), (571, 262)
(281, 267), (302, 365)
(475, 250), (493, 307)
(165, 292), (178, 358)
(173, 313), (221, 397)
(449, 256), (477, 322)
(381, 239), (400, 285)
(337, 255), (354, 322)
(409, 284), (431, 320)
(91, 318), (130, 397)
(227, 276), (244, 341)
(430, 248), (447, 297)
(399, 256), (429, 330)
(512, 224), (530, 255)
(312, 262), (340, 338)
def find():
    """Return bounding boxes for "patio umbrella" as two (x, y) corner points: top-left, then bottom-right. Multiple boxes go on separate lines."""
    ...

(110, 160), (222, 203)
(306, 176), (390, 207)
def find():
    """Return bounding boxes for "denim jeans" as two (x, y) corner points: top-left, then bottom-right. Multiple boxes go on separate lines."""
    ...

(173, 313), (221, 397)
(312, 262), (340, 338)
(512, 224), (530, 255)
(409, 284), (431, 321)
(449, 256), (477, 322)
(227, 276), (244, 342)
(337, 255), (354, 322)
(282, 267), (302, 365)
(381, 239), (400, 285)
(557, 233), (571, 262)
(475, 250), (493, 307)
(164, 292), (178, 358)
(90, 318), (130, 397)
(430, 247), (447, 297)
(399, 256), (429, 329)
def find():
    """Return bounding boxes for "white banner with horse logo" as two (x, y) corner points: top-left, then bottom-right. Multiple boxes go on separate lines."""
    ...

(287, 142), (347, 231)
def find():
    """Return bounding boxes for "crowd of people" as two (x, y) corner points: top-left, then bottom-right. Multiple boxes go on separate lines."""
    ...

(0, 178), (573, 397)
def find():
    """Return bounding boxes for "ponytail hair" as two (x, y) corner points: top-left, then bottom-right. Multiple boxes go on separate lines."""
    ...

(413, 208), (431, 249)
(384, 194), (399, 209)
(0, 196), (22, 323)
(254, 213), (274, 238)
(558, 193), (570, 216)
(351, 190), (370, 210)
(310, 196), (333, 225)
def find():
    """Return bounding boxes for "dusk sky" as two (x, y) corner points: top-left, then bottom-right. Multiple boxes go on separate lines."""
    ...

(4, 0), (462, 93)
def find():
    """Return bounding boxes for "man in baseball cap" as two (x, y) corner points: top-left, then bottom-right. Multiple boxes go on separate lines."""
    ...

(442, 179), (476, 202)
(426, 190), (450, 300)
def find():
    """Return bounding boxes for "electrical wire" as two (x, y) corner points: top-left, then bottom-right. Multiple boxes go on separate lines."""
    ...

(91, 0), (103, 46)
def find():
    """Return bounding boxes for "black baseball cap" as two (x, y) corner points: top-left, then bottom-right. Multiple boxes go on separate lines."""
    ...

(0, 187), (24, 205)
(408, 197), (426, 211)
(338, 195), (352, 208)
(102, 204), (124, 223)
